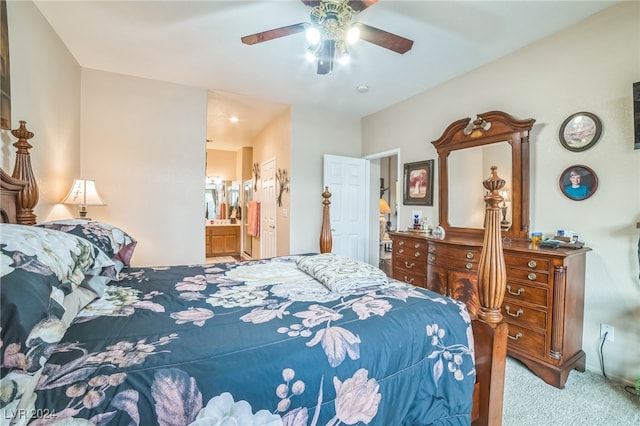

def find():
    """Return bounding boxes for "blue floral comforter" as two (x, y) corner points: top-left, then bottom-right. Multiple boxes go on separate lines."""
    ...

(29, 256), (475, 425)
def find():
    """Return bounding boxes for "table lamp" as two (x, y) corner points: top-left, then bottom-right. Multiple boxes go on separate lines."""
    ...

(62, 179), (106, 219)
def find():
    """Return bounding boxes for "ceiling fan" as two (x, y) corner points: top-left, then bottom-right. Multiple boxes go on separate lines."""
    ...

(241, 0), (414, 75)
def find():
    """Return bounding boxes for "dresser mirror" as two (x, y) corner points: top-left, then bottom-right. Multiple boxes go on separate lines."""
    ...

(431, 111), (535, 241)
(448, 142), (512, 228)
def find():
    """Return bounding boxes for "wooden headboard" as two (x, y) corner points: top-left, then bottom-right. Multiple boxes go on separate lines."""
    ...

(1, 120), (39, 225)
(1, 169), (27, 223)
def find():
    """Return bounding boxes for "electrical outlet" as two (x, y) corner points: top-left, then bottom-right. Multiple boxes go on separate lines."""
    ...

(600, 323), (614, 342)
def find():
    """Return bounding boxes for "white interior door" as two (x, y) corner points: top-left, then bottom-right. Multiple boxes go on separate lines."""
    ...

(323, 154), (368, 262)
(261, 158), (277, 258)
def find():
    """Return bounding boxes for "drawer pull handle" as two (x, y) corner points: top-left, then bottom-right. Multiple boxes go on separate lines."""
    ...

(398, 248), (405, 254)
(466, 252), (474, 259)
(404, 276), (414, 284)
(507, 332), (523, 341)
(414, 243), (421, 249)
(506, 285), (525, 296)
(528, 260), (537, 268)
(505, 306), (523, 317)
(415, 252), (421, 258)
(404, 261), (415, 269)
(428, 246), (436, 253)
(465, 263), (473, 270)
(527, 273), (537, 281)
(398, 241), (405, 246)
(428, 255), (435, 262)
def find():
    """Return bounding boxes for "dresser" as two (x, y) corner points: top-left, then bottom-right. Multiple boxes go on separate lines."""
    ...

(390, 231), (590, 389)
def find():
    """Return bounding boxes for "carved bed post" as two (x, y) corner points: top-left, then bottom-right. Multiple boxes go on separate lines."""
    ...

(478, 166), (508, 326)
(320, 186), (332, 253)
(472, 166), (509, 426)
(11, 121), (38, 225)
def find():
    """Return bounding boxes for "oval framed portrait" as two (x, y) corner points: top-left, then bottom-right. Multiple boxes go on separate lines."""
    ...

(559, 165), (598, 201)
(559, 112), (602, 152)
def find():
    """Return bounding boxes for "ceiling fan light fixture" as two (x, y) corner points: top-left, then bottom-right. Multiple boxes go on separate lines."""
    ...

(346, 26), (360, 44)
(305, 44), (320, 62)
(305, 27), (321, 45)
(241, 0), (414, 75)
(336, 40), (350, 65)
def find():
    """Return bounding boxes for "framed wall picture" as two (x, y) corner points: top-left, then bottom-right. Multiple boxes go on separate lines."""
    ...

(403, 160), (434, 206)
(1, 0), (11, 130)
(559, 165), (598, 201)
(559, 112), (602, 152)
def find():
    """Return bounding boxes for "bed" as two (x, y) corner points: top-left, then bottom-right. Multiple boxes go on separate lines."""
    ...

(1, 121), (508, 426)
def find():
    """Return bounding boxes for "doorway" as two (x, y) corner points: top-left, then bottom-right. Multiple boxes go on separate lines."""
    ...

(365, 149), (400, 273)
(261, 157), (277, 258)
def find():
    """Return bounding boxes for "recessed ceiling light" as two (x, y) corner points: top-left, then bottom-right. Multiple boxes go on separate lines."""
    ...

(356, 85), (369, 94)
(229, 116), (239, 123)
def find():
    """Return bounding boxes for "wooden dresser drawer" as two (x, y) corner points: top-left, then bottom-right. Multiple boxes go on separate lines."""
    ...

(428, 254), (479, 272)
(427, 244), (481, 261)
(502, 301), (547, 332)
(504, 281), (548, 308)
(394, 255), (426, 274)
(393, 270), (426, 288)
(393, 239), (427, 260)
(505, 322), (546, 358)
(505, 254), (550, 272)
(394, 238), (427, 251)
(507, 267), (549, 285)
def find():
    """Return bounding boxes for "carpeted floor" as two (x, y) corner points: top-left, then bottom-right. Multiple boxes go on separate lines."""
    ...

(503, 357), (639, 425)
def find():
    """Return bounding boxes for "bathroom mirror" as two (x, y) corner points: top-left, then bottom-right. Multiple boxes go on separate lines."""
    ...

(205, 179), (240, 222)
(431, 111), (535, 241)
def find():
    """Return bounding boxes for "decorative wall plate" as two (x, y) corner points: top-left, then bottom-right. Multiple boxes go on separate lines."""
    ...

(559, 112), (602, 152)
(432, 225), (445, 240)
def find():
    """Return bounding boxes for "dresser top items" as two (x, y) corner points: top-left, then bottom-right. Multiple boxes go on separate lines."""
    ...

(390, 231), (591, 257)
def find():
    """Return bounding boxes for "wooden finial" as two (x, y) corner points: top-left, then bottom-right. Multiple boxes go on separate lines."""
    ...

(11, 121), (38, 225)
(320, 187), (332, 253)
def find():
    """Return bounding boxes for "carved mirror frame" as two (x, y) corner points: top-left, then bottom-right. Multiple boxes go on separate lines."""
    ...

(431, 111), (535, 241)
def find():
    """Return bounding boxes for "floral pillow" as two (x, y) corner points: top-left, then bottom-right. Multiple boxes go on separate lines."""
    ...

(296, 253), (389, 293)
(36, 219), (137, 274)
(0, 224), (115, 411)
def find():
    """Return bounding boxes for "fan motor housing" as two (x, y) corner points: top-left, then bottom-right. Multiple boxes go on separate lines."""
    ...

(310, 0), (355, 40)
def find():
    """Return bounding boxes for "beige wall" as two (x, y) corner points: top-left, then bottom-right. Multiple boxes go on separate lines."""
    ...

(206, 149), (236, 180)
(3, 1), (80, 222)
(80, 69), (207, 267)
(362, 2), (640, 384)
(239, 147), (253, 182)
(289, 104), (362, 255)
(252, 108), (291, 257)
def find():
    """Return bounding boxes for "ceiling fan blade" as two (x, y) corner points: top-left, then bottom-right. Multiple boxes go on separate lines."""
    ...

(300, 0), (379, 12)
(347, 0), (379, 12)
(355, 23), (414, 54)
(316, 40), (335, 75)
(241, 22), (307, 45)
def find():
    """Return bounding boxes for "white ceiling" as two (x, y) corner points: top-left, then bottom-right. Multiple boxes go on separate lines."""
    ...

(34, 0), (618, 151)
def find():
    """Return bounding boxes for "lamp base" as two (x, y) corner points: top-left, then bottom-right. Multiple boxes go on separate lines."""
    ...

(77, 206), (91, 220)
(500, 206), (510, 230)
